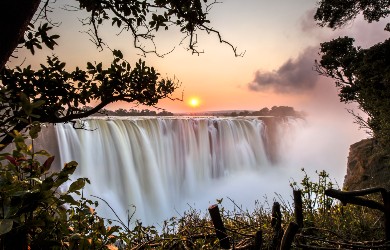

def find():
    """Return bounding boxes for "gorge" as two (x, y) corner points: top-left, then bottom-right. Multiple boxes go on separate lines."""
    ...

(38, 115), (357, 225)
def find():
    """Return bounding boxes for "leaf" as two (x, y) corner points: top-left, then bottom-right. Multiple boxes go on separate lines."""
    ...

(5, 155), (17, 166)
(113, 50), (123, 59)
(96, 62), (102, 73)
(42, 156), (55, 173)
(61, 194), (79, 206)
(87, 62), (94, 70)
(41, 177), (54, 191)
(29, 123), (41, 139)
(33, 149), (51, 157)
(19, 93), (32, 116)
(28, 177), (42, 184)
(31, 100), (45, 109)
(64, 161), (78, 173)
(0, 219), (13, 235)
(55, 161), (78, 186)
(68, 178), (86, 193)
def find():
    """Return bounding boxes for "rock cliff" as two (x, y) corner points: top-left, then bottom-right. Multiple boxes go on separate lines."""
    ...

(343, 138), (390, 190)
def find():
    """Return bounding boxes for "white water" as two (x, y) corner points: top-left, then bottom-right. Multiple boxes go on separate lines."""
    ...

(53, 116), (302, 225)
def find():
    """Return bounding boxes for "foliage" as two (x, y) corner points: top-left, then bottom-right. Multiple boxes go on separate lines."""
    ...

(4, 0), (242, 65)
(84, 107), (174, 117)
(314, 0), (390, 148)
(86, 105), (304, 117)
(316, 36), (390, 146)
(0, 130), (124, 249)
(182, 105), (305, 118)
(64, 0), (241, 56)
(0, 0), (242, 149)
(290, 169), (384, 245)
(0, 51), (178, 147)
(255, 106), (304, 117)
(21, 23), (60, 55)
(134, 169), (384, 249)
(314, 0), (390, 31)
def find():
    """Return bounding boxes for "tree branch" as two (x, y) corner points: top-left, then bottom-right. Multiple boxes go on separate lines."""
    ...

(0, 0), (41, 70)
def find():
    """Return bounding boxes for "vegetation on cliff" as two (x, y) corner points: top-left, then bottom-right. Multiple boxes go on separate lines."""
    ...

(315, 0), (390, 192)
(315, 0), (390, 149)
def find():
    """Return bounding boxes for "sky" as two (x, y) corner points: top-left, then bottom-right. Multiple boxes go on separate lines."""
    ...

(10, 0), (389, 115)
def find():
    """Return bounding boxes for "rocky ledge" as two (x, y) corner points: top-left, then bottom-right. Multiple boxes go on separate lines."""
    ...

(343, 138), (390, 191)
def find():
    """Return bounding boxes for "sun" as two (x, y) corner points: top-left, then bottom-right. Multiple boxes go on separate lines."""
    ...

(188, 97), (200, 108)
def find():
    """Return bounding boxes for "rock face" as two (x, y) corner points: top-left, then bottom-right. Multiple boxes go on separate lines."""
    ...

(343, 138), (390, 191)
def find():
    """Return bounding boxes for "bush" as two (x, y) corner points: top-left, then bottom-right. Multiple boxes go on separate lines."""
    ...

(0, 130), (120, 249)
(290, 169), (384, 246)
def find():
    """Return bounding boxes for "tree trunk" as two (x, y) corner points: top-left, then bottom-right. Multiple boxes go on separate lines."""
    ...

(0, 0), (41, 70)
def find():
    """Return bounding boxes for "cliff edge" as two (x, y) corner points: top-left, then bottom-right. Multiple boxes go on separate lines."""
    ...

(344, 138), (390, 190)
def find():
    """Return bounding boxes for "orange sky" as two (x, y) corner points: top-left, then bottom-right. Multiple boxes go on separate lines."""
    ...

(8, 0), (390, 116)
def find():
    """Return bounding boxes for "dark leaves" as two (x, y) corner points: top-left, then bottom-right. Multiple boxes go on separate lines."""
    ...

(315, 0), (390, 29)
(42, 156), (55, 173)
(0, 50), (179, 131)
(22, 22), (60, 54)
(317, 36), (390, 146)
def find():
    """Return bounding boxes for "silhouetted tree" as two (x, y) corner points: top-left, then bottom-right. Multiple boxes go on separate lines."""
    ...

(315, 0), (390, 146)
(0, 0), (241, 149)
(314, 0), (390, 31)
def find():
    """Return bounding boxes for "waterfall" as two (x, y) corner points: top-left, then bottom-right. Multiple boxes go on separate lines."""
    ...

(51, 116), (298, 224)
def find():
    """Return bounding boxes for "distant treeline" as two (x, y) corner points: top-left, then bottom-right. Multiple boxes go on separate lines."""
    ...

(84, 107), (174, 116)
(200, 106), (305, 118)
(83, 105), (304, 117)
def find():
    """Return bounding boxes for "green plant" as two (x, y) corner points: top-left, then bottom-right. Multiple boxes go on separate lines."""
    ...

(0, 130), (121, 249)
(290, 169), (384, 245)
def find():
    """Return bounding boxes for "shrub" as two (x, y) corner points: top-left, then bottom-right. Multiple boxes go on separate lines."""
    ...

(0, 130), (120, 249)
(290, 169), (384, 245)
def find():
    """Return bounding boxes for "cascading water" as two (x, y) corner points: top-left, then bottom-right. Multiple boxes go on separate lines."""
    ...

(50, 116), (299, 225)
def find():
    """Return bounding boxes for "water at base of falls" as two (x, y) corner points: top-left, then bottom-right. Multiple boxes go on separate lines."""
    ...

(49, 116), (300, 225)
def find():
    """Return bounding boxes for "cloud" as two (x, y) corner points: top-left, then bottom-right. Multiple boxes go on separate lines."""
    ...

(248, 47), (320, 93)
(300, 8), (390, 47)
(300, 8), (318, 34)
(248, 8), (389, 95)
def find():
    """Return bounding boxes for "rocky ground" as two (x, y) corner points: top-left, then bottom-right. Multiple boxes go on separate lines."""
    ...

(343, 138), (390, 191)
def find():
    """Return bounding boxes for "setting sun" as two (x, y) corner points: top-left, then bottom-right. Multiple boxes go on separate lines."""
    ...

(188, 97), (201, 108)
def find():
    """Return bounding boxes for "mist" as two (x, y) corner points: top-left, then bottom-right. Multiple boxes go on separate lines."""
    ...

(44, 97), (367, 227)
(177, 110), (366, 219)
